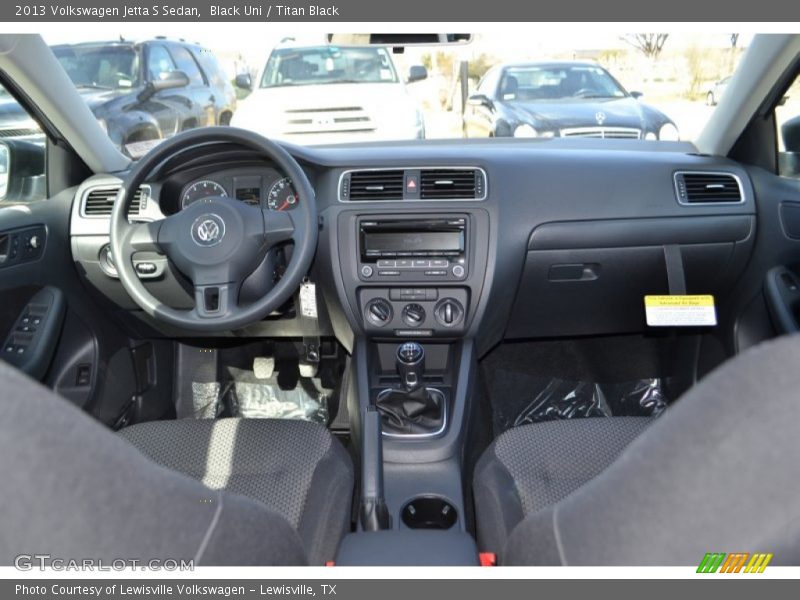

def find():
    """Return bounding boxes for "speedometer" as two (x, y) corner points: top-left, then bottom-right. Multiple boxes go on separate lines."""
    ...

(181, 180), (227, 208)
(267, 178), (299, 211)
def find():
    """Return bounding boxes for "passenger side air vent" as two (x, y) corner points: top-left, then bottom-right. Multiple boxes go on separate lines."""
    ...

(420, 168), (485, 200)
(345, 170), (404, 201)
(675, 172), (743, 204)
(82, 185), (148, 217)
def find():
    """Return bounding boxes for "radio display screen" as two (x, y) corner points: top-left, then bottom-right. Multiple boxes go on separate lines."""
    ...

(363, 231), (464, 253)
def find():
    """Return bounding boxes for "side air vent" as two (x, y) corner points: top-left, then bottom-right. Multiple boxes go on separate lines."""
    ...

(82, 186), (148, 217)
(420, 168), (485, 200)
(675, 172), (743, 205)
(346, 170), (404, 201)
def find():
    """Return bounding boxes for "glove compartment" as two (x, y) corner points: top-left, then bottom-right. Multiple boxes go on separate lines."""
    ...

(506, 215), (755, 338)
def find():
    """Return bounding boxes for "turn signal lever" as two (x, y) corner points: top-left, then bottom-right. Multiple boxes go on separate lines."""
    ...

(359, 407), (391, 531)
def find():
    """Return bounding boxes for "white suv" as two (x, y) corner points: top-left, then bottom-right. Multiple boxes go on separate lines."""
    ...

(232, 44), (426, 144)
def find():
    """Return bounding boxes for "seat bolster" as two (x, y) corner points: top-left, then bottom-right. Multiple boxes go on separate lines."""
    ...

(473, 446), (525, 555)
(297, 435), (355, 565)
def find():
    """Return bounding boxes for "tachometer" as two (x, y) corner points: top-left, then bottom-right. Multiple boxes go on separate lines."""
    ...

(267, 177), (299, 211)
(181, 180), (227, 208)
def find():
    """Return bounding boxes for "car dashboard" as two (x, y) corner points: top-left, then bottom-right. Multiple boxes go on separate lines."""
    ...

(68, 138), (756, 354)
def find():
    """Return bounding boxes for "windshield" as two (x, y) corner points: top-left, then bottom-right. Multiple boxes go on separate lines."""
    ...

(52, 44), (139, 90)
(21, 31), (764, 155)
(501, 65), (627, 101)
(260, 46), (399, 87)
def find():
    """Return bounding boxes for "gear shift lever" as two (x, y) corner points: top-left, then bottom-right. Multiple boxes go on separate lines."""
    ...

(375, 342), (445, 436)
(397, 342), (425, 392)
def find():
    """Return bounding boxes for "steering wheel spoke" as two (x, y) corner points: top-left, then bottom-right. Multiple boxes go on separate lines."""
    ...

(264, 209), (297, 245)
(193, 282), (239, 319)
(126, 220), (163, 252)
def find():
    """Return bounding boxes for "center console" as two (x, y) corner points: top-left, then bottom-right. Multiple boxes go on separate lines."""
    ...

(327, 176), (492, 564)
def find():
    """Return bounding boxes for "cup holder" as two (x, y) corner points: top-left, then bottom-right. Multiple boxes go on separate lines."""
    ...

(401, 496), (458, 530)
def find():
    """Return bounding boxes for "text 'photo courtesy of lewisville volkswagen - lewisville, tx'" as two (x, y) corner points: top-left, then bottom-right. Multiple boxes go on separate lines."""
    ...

(0, 0), (800, 596)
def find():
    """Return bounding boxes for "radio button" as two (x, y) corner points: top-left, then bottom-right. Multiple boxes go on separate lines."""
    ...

(430, 259), (448, 267)
(396, 259), (412, 268)
(413, 259), (430, 267)
(361, 265), (374, 278)
(424, 270), (447, 276)
(452, 265), (466, 277)
(378, 270), (401, 276)
(377, 259), (396, 268)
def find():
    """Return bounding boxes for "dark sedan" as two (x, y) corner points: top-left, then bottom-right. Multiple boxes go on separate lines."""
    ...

(0, 39), (236, 158)
(463, 61), (679, 140)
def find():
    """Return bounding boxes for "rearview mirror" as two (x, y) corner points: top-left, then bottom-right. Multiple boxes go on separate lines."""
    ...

(235, 73), (252, 90)
(0, 140), (46, 202)
(630, 91), (644, 99)
(326, 34), (472, 47)
(138, 70), (190, 102)
(407, 65), (428, 84)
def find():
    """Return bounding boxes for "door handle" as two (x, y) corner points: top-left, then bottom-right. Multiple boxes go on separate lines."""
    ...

(764, 266), (800, 333)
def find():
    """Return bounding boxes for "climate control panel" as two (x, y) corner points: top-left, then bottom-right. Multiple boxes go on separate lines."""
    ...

(360, 287), (469, 337)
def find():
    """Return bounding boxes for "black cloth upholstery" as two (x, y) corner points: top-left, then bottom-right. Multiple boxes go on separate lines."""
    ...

(117, 418), (353, 565)
(473, 417), (651, 554)
(475, 334), (800, 565)
(0, 361), (352, 566)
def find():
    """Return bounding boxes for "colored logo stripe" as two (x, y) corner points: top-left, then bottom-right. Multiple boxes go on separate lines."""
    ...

(697, 553), (726, 573)
(744, 553), (773, 573)
(697, 553), (773, 573)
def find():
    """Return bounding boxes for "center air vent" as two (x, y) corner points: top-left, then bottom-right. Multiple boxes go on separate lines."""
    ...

(420, 168), (484, 199)
(340, 167), (486, 201)
(675, 172), (743, 204)
(82, 185), (148, 217)
(346, 170), (404, 201)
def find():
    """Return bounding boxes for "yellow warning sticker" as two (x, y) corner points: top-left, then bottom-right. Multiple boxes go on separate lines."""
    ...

(644, 295), (717, 327)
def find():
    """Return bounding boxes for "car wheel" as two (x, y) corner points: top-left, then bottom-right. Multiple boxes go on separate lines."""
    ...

(707, 91), (715, 106)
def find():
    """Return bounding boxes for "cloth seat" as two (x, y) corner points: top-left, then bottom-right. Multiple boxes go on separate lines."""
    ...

(0, 362), (353, 566)
(474, 334), (800, 565)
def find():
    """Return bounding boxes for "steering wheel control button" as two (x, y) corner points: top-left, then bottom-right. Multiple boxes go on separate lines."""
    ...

(452, 264), (466, 278)
(134, 262), (157, 275)
(361, 265), (374, 278)
(366, 298), (393, 327)
(402, 303), (426, 327)
(191, 214), (226, 247)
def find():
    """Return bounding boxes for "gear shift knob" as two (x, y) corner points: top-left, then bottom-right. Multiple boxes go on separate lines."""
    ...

(396, 342), (425, 392)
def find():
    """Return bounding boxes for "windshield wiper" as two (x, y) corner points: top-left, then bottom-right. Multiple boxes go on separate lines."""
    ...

(74, 83), (113, 90)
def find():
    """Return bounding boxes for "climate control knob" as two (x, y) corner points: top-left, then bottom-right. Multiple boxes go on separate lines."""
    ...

(365, 298), (393, 327)
(434, 298), (464, 327)
(402, 303), (426, 327)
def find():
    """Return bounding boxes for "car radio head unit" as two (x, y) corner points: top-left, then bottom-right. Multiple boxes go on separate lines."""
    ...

(358, 216), (468, 281)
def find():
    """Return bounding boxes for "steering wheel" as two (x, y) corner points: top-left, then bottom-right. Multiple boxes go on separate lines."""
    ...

(110, 127), (318, 332)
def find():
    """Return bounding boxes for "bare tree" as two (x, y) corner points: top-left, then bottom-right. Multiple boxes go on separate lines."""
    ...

(730, 34), (740, 48)
(620, 34), (669, 59)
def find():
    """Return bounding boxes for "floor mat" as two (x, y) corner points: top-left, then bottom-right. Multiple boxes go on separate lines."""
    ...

(481, 338), (671, 435)
(187, 367), (331, 424)
(490, 370), (667, 432)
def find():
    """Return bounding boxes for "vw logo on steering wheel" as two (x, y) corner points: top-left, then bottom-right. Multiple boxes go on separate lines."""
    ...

(191, 214), (226, 247)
